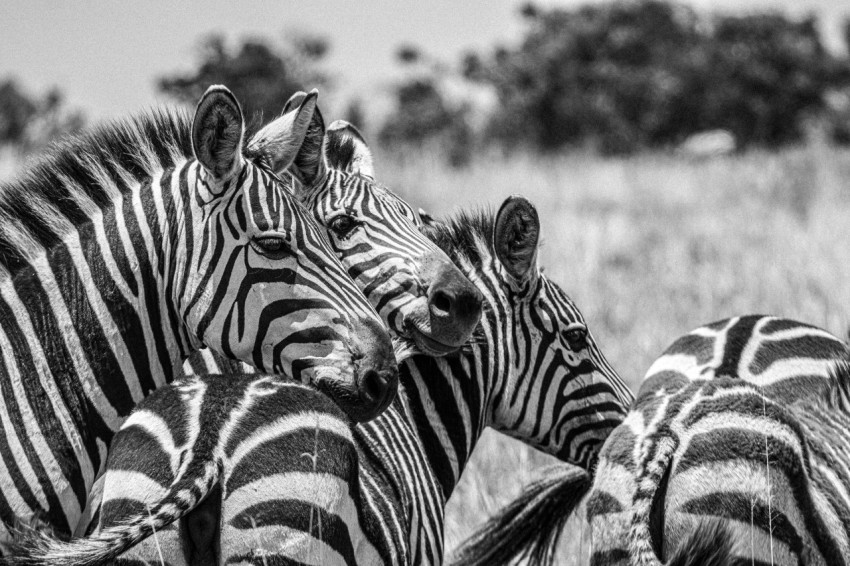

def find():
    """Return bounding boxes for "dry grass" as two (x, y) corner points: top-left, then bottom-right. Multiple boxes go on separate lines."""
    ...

(378, 143), (850, 560)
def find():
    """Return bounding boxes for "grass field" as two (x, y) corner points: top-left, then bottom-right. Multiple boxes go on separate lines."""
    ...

(378, 143), (850, 561)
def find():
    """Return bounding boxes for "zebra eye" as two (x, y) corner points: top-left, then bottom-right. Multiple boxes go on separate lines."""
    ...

(252, 236), (289, 259)
(563, 325), (587, 350)
(329, 215), (359, 238)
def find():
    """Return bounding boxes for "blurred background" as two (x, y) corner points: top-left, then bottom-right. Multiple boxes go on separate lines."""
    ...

(3, 0), (850, 560)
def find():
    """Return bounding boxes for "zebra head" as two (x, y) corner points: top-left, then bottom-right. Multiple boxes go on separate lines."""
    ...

(180, 86), (396, 422)
(248, 92), (484, 357)
(426, 196), (633, 469)
(489, 197), (632, 467)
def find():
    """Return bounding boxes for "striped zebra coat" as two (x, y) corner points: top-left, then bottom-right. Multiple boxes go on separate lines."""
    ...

(6, 196), (634, 565)
(0, 86), (398, 543)
(588, 355), (850, 565)
(451, 316), (849, 566)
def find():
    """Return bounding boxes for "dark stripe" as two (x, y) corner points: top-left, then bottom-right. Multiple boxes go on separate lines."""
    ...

(401, 359), (461, 497)
(228, 499), (357, 566)
(121, 179), (174, 384)
(715, 315), (760, 378)
(590, 548), (629, 566)
(750, 335), (846, 375)
(586, 491), (623, 517)
(79, 202), (158, 399)
(0, 297), (71, 535)
(681, 492), (804, 558)
(48, 242), (136, 417)
(225, 429), (356, 495)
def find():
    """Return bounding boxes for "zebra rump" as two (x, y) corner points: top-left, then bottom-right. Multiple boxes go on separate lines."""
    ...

(0, 374), (355, 566)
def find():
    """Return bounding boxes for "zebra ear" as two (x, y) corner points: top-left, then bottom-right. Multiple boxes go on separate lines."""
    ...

(192, 85), (245, 182)
(323, 120), (375, 178)
(284, 90), (327, 186)
(493, 196), (540, 283)
(247, 90), (322, 180)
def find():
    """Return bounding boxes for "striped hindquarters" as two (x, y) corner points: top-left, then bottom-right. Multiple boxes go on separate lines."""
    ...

(644, 315), (846, 402)
(589, 376), (850, 566)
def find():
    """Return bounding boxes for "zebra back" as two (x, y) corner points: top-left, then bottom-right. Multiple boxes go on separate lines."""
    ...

(590, 365), (850, 565)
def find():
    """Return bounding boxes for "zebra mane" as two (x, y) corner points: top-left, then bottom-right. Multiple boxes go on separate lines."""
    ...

(421, 207), (495, 272)
(0, 108), (193, 273)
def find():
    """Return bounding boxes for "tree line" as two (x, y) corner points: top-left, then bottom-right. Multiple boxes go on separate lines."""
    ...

(3, 0), (850, 161)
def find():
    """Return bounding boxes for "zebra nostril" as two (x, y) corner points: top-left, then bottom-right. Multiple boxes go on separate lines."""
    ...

(360, 369), (389, 405)
(430, 290), (453, 318)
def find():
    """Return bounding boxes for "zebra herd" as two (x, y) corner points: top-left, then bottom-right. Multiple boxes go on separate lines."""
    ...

(0, 83), (846, 565)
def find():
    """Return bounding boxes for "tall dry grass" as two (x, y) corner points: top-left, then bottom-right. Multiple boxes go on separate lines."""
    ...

(378, 144), (850, 559)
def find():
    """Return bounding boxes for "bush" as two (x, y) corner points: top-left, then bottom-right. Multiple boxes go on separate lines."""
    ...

(465, 1), (850, 153)
(158, 33), (330, 122)
(0, 79), (85, 153)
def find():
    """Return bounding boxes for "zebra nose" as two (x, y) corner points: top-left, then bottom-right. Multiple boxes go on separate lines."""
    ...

(427, 262), (484, 346)
(344, 316), (398, 422)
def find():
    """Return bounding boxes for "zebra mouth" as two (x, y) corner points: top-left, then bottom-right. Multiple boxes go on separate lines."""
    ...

(409, 327), (459, 356)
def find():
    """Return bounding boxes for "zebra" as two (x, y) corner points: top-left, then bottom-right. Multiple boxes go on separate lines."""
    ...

(586, 354), (850, 565)
(641, 314), (847, 404)
(5, 195), (635, 565)
(0, 84), (400, 544)
(184, 90), (484, 377)
(449, 315), (849, 566)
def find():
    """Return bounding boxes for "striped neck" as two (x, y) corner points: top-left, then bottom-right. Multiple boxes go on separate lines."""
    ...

(0, 113), (200, 423)
(399, 236), (515, 499)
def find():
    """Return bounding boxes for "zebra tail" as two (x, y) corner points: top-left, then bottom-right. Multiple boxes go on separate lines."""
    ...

(1, 461), (220, 566)
(447, 465), (591, 566)
(665, 518), (735, 566)
(629, 434), (677, 566)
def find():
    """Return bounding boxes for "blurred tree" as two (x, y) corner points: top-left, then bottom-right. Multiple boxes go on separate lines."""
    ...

(396, 44), (422, 65)
(379, 47), (474, 167)
(0, 78), (85, 152)
(465, 1), (850, 153)
(158, 33), (330, 121)
(0, 80), (37, 144)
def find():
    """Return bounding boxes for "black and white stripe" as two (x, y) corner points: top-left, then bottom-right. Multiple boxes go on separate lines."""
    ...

(186, 91), (483, 377)
(450, 315), (849, 566)
(6, 196), (633, 565)
(588, 352), (850, 565)
(643, 314), (846, 402)
(0, 85), (397, 542)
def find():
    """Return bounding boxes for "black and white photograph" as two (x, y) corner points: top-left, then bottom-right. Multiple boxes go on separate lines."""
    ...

(1, 1), (850, 564)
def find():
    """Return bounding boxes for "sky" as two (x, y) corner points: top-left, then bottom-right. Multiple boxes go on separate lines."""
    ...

(1, 0), (848, 121)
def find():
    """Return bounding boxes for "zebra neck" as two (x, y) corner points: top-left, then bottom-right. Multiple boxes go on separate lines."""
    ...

(1, 161), (193, 418)
(399, 327), (497, 500)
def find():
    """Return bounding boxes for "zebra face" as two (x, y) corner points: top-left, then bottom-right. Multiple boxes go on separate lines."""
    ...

(249, 96), (484, 358)
(487, 196), (632, 469)
(181, 86), (397, 422)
